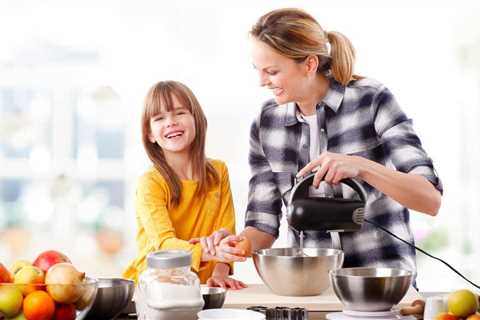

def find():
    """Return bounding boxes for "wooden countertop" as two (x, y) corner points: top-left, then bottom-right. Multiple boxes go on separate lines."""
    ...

(223, 284), (422, 311)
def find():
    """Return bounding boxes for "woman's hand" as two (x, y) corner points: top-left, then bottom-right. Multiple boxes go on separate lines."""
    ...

(190, 231), (246, 263)
(189, 228), (231, 256)
(297, 151), (363, 187)
(206, 275), (247, 290)
(215, 235), (247, 263)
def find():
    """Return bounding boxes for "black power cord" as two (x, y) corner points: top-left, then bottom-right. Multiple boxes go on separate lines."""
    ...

(364, 218), (480, 290)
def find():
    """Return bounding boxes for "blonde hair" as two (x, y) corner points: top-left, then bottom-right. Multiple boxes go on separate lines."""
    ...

(251, 8), (362, 86)
(141, 81), (219, 206)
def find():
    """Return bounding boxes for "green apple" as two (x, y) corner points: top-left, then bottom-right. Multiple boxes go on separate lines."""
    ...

(448, 289), (479, 318)
(0, 286), (23, 318)
(10, 260), (32, 276)
(8, 311), (26, 320)
(13, 266), (45, 295)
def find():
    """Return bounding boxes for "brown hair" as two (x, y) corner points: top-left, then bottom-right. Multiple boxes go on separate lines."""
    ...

(141, 81), (219, 206)
(250, 8), (362, 86)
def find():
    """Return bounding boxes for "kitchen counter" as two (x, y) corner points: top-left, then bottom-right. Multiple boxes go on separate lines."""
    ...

(116, 283), (424, 320)
(223, 283), (422, 310)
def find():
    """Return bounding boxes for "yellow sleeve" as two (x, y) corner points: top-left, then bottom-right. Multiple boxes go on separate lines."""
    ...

(215, 161), (236, 274)
(136, 174), (203, 272)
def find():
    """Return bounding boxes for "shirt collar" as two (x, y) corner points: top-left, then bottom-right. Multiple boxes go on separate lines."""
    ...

(282, 80), (345, 127)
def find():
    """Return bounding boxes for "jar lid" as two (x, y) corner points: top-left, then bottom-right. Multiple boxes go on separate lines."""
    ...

(147, 250), (192, 269)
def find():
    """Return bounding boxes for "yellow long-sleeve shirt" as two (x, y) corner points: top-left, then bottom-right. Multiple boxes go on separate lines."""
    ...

(123, 159), (235, 283)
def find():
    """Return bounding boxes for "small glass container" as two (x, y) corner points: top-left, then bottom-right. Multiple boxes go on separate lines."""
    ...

(135, 250), (204, 320)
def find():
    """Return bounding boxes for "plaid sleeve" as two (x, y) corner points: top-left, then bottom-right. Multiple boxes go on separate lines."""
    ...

(373, 87), (443, 194)
(244, 115), (283, 238)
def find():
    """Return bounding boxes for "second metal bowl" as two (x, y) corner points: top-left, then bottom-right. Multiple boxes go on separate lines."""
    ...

(253, 248), (344, 296)
(84, 278), (135, 319)
(201, 286), (227, 309)
(330, 267), (413, 311)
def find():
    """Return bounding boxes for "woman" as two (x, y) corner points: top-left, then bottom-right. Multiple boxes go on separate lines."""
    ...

(214, 8), (442, 274)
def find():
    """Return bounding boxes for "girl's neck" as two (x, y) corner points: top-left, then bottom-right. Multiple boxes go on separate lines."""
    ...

(164, 151), (195, 180)
(296, 75), (330, 116)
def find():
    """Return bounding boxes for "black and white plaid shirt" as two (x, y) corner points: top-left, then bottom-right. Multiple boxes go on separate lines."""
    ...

(245, 78), (443, 273)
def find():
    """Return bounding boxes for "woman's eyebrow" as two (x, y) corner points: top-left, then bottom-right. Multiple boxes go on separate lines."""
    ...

(252, 63), (276, 70)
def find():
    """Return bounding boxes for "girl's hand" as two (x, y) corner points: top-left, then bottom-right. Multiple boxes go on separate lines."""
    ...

(206, 275), (248, 290)
(297, 151), (363, 187)
(189, 228), (231, 256)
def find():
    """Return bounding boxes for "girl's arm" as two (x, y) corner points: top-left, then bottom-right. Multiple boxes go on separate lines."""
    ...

(207, 263), (247, 290)
(137, 175), (206, 272)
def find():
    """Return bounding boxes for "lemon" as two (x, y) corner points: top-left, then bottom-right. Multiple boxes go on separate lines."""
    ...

(448, 289), (479, 317)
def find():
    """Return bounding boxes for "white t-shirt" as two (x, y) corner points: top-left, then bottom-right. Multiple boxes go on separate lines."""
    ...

(302, 113), (320, 162)
(301, 112), (332, 196)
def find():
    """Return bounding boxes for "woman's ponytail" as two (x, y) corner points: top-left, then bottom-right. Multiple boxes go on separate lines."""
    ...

(326, 31), (361, 86)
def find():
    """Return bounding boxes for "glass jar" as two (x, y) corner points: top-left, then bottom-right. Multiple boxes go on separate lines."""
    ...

(135, 250), (204, 320)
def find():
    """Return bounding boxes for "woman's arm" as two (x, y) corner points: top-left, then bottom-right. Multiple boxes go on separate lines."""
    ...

(298, 86), (442, 216)
(356, 155), (441, 215)
(297, 151), (441, 216)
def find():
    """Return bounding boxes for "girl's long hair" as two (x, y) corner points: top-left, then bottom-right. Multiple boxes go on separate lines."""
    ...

(251, 8), (363, 86)
(141, 80), (219, 206)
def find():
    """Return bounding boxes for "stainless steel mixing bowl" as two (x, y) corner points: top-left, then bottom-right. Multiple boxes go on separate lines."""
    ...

(84, 278), (135, 319)
(201, 286), (227, 309)
(330, 267), (413, 311)
(253, 248), (344, 296)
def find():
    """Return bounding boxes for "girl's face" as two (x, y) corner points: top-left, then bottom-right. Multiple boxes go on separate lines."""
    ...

(251, 38), (310, 105)
(148, 95), (196, 156)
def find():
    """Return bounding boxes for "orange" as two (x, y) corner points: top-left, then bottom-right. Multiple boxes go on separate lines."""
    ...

(234, 238), (252, 257)
(23, 290), (55, 320)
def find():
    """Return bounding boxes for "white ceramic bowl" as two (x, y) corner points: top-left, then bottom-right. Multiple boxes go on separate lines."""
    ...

(197, 308), (265, 320)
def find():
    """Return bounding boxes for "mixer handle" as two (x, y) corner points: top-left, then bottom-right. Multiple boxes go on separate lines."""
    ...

(289, 173), (367, 204)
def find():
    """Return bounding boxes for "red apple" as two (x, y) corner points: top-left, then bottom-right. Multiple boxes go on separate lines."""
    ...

(0, 263), (13, 283)
(435, 312), (460, 320)
(53, 303), (76, 320)
(33, 250), (71, 273)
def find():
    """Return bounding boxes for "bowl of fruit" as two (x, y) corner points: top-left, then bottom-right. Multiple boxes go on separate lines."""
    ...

(0, 250), (98, 320)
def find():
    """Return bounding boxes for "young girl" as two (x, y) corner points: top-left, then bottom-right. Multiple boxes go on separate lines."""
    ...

(123, 80), (245, 289)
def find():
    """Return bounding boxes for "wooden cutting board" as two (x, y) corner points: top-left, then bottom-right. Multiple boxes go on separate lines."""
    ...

(224, 284), (422, 311)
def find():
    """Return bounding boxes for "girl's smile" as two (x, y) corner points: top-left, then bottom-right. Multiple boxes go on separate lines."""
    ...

(148, 96), (196, 156)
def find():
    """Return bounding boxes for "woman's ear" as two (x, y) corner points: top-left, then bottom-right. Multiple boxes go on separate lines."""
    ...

(304, 55), (319, 75)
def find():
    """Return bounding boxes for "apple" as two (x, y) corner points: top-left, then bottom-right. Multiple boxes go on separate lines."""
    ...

(8, 311), (26, 320)
(467, 314), (480, 320)
(33, 250), (71, 273)
(434, 312), (460, 320)
(53, 304), (76, 320)
(0, 286), (23, 318)
(448, 289), (479, 318)
(0, 263), (12, 283)
(10, 260), (32, 276)
(13, 266), (45, 295)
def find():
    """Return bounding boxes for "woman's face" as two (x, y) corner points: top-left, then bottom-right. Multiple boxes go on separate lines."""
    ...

(251, 38), (310, 105)
(148, 95), (196, 156)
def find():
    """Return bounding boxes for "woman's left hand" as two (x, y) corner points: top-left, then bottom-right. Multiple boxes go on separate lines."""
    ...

(189, 228), (231, 256)
(297, 151), (363, 187)
(206, 275), (247, 290)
